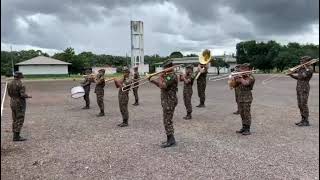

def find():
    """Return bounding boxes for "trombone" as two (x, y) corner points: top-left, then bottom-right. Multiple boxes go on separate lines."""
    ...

(208, 70), (257, 82)
(121, 65), (182, 92)
(285, 58), (318, 75)
(262, 58), (318, 84)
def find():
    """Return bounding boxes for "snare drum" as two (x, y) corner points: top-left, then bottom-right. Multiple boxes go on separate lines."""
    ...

(71, 86), (85, 98)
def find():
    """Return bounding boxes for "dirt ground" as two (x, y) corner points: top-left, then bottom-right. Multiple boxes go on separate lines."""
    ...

(1, 74), (319, 180)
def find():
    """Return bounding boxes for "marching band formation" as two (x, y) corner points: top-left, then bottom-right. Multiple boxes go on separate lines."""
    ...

(6, 49), (318, 148)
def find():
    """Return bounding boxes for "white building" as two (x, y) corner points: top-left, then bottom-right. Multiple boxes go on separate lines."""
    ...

(16, 56), (71, 75)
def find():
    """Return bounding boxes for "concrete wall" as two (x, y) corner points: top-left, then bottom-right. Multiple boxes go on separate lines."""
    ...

(19, 65), (68, 75)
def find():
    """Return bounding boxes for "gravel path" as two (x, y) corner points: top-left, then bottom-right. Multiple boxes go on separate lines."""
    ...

(1, 74), (319, 179)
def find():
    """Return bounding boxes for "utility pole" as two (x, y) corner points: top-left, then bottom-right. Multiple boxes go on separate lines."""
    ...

(10, 46), (14, 76)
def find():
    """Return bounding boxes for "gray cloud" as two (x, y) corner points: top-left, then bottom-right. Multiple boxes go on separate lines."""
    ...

(1, 0), (318, 56)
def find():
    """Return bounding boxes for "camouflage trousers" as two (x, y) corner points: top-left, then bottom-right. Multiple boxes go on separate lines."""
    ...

(297, 90), (309, 120)
(197, 80), (206, 104)
(119, 94), (129, 120)
(10, 99), (26, 133)
(162, 106), (176, 135)
(239, 102), (252, 126)
(183, 89), (193, 114)
(84, 92), (90, 107)
(96, 92), (104, 112)
(133, 88), (139, 103)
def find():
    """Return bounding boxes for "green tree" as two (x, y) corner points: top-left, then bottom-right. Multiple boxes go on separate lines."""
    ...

(169, 51), (183, 58)
(212, 58), (230, 75)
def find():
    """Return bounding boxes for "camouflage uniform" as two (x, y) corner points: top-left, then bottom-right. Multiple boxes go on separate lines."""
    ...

(183, 69), (195, 118)
(196, 66), (208, 106)
(95, 73), (105, 115)
(8, 78), (30, 133)
(234, 87), (240, 110)
(81, 75), (92, 108)
(118, 77), (132, 122)
(238, 75), (255, 127)
(161, 73), (178, 135)
(132, 71), (140, 105)
(290, 67), (313, 123)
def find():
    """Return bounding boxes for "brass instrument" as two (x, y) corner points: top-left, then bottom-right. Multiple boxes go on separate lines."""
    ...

(195, 49), (213, 80)
(121, 65), (182, 92)
(262, 58), (318, 84)
(285, 58), (318, 75)
(228, 70), (256, 89)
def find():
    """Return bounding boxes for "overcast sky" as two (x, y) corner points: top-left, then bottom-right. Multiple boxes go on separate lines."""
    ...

(1, 0), (319, 56)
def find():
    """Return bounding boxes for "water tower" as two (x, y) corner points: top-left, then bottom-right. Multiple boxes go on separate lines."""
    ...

(130, 21), (144, 73)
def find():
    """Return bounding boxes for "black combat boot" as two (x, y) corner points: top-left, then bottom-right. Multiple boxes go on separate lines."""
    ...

(82, 106), (90, 109)
(118, 119), (128, 127)
(297, 118), (310, 127)
(236, 124), (245, 133)
(196, 103), (205, 108)
(161, 135), (170, 145)
(97, 111), (105, 117)
(132, 101), (139, 106)
(183, 113), (192, 120)
(233, 110), (240, 115)
(242, 125), (251, 135)
(161, 134), (176, 148)
(13, 132), (26, 141)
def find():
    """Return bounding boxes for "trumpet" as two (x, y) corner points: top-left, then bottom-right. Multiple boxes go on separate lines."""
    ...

(121, 65), (182, 92)
(285, 58), (318, 75)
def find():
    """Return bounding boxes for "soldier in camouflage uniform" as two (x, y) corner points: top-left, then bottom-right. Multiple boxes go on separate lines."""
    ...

(149, 60), (178, 148)
(233, 65), (240, 115)
(132, 66), (140, 106)
(80, 69), (93, 109)
(234, 64), (255, 135)
(115, 67), (132, 127)
(94, 69), (106, 117)
(180, 65), (194, 120)
(8, 71), (32, 141)
(195, 63), (208, 107)
(289, 56), (314, 126)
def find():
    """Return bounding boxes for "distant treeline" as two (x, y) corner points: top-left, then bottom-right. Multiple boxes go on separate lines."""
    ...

(1, 41), (319, 75)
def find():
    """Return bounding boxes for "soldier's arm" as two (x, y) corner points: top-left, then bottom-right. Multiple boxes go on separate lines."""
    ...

(149, 74), (164, 88)
(237, 76), (253, 86)
(298, 69), (313, 80)
(81, 77), (90, 86)
(161, 74), (176, 89)
(114, 79), (123, 88)
(20, 85), (32, 98)
(184, 74), (192, 84)
(289, 74), (299, 80)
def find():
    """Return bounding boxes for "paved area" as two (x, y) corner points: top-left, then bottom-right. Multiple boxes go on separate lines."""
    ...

(1, 74), (319, 179)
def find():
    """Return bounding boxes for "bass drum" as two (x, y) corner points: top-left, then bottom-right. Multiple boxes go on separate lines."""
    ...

(71, 86), (85, 98)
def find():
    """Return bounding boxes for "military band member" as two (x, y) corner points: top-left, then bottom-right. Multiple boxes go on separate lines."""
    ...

(195, 60), (209, 108)
(132, 66), (140, 106)
(288, 56), (314, 126)
(235, 63), (255, 135)
(8, 71), (32, 141)
(94, 69), (106, 117)
(233, 65), (240, 115)
(81, 69), (93, 109)
(149, 60), (178, 148)
(115, 67), (132, 127)
(180, 65), (195, 120)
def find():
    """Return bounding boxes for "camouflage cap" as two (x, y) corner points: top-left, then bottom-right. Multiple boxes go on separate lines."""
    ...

(163, 60), (173, 68)
(13, 71), (24, 78)
(301, 56), (312, 61)
(98, 69), (105, 73)
(133, 66), (138, 69)
(122, 66), (130, 73)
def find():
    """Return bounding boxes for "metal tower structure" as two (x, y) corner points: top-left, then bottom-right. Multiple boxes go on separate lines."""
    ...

(130, 21), (144, 73)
